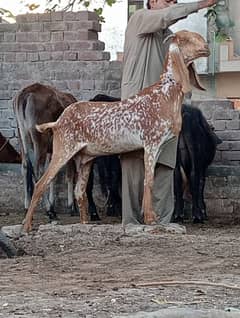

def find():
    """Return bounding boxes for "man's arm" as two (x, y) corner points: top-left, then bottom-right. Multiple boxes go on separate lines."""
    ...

(197, 0), (216, 10)
(136, 0), (216, 35)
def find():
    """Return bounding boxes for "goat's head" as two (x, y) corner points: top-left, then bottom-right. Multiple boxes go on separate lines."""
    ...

(165, 30), (210, 93)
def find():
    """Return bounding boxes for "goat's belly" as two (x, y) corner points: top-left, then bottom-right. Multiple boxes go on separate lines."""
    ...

(83, 134), (143, 156)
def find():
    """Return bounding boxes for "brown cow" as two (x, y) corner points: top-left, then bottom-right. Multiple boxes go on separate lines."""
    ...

(13, 83), (77, 219)
(23, 30), (210, 232)
(0, 132), (21, 163)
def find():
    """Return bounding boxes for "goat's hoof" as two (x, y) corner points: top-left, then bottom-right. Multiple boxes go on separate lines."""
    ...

(81, 220), (89, 224)
(203, 213), (208, 221)
(80, 216), (89, 224)
(106, 204), (121, 217)
(106, 205), (115, 216)
(193, 217), (204, 224)
(69, 202), (79, 217)
(173, 215), (184, 223)
(144, 215), (157, 225)
(70, 209), (78, 217)
(46, 210), (58, 221)
(90, 213), (101, 222)
(23, 222), (32, 233)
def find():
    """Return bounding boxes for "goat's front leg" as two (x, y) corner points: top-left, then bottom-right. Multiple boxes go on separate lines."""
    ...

(142, 152), (158, 225)
(74, 160), (93, 224)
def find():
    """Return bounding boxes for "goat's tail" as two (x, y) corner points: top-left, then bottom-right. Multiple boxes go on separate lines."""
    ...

(36, 122), (56, 133)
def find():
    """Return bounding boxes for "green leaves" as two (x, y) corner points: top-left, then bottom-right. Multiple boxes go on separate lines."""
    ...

(106, 0), (116, 7)
(0, 7), (15, 19)
(205, 3), (235, 42)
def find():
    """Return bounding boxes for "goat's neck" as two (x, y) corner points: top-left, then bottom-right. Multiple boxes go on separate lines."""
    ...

(149, 55), (184, 100)
(161, 54), (178, 86)
(151, 55), (184, 135)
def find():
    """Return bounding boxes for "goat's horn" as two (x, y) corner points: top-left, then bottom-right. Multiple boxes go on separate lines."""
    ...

(163, 34), (176, 44)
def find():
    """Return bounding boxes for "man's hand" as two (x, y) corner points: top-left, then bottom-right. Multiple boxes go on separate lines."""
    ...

(207, 0), (217, 6)
(198, 0), (217, 10)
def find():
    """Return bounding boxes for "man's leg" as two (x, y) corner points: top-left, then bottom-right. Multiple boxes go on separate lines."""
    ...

(121, 154), (144, 225)
(153, 164), (174, 225)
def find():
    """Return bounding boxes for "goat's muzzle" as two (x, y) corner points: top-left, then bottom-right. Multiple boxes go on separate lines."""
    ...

(199, 47), (210, 57)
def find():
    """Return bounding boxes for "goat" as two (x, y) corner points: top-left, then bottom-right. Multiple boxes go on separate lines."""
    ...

(174, 104), (222, 223)
(13, 83), (77, 219)
(84, 99), (221, 223)
(22, 30), (210, 232)
(0, 132), (21, 163)
(88, 94), (122, 219)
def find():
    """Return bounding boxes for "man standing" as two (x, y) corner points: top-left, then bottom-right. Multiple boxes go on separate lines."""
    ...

(121, 0), (216, 226)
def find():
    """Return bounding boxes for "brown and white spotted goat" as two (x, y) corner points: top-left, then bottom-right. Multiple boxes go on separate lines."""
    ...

(23, 30), (210, 232)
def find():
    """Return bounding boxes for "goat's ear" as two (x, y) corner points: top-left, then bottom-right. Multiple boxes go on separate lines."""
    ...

(169, 45), (191, 94)
(188, 62), (206, 91)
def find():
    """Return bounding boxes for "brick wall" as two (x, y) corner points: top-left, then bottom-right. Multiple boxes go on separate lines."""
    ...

(0, 11), (122, 150)
(192, 99), (240, 166)
(205, 166), (240, 224)
(186, 100), (240, 224)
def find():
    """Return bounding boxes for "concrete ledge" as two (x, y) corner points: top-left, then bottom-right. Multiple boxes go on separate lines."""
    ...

(115, 308), (240, 318)
(0, 163), (21, 173)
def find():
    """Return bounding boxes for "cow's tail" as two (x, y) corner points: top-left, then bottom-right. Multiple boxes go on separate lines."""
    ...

(36, 122), (56, 133)
(13, 92), (36, 198)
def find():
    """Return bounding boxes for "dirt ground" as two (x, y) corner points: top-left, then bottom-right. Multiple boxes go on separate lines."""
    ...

(1, 170), (240, 317)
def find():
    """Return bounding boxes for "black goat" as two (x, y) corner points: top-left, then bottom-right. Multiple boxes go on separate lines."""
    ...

(87, 95), (122, 221)
(173, 104), (222, 223)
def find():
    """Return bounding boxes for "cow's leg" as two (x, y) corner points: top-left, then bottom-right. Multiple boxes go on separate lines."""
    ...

(66, 159), (79, 216)
(22, 155), (34, 210)
(142, 152), (158, 225)
(17, 128), (34, 211)
(74, 161), (93, 224)
(44, 153), (57, 220)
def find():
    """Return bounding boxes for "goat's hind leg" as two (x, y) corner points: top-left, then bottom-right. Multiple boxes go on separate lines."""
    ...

(23, 153), (73, 232)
